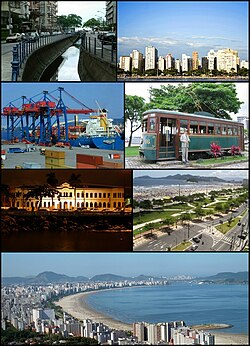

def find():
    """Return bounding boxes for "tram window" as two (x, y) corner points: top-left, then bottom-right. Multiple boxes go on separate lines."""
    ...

(180, 120), (188, 133)
(149, 117), (156, 131)
(190, 121), (198, 134)
(228, 127), (233, 135)
(142, 120), (148, 132)
(199, 122), (207, 134)
(222, 126), (227, 135)
(233, 127), (238, 135)
(208, 123), (215, 134)
(215, 126), (221, 134)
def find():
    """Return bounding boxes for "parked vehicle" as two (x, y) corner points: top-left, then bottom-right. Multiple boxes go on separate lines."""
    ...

(26, 32), (39, 42)
(6, 33), (22, 43)
(101, 32), (116, 45)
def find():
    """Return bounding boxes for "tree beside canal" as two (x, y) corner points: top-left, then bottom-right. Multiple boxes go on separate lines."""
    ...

(125, 95), (146, 147)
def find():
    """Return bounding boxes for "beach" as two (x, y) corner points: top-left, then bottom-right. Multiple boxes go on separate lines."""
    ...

(212, 332), (249, 345)
(57, 290), (248, 344)
(57, 290), (133, 331)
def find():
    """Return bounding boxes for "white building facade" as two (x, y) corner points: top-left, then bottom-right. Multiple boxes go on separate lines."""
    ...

(145, 46), (158, 70)
(12, 182), (125, 211)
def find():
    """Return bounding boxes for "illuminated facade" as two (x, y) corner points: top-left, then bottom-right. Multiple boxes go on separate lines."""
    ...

(10, 182), (125, 211)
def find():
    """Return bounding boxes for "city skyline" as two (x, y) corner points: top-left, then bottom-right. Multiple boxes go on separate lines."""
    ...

(1, 253), (248, 278)
(118, 1), (248, 59)
(133, 169), (248, 180)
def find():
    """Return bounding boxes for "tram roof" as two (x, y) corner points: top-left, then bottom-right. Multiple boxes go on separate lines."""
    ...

(142, 109), (242, 125)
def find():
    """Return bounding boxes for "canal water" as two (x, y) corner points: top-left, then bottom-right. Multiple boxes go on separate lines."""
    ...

(40, 44), (81, 81)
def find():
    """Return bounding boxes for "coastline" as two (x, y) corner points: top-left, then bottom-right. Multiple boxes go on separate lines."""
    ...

(57, 289), (248, 344)
(57, 289), (133, 331)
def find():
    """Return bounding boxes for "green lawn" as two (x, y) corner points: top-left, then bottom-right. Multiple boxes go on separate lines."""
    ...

(125, 146), (140, 157)
(134, 210), (177, 225)
(193, 155), (247, 166)
(171, 241), (192, 251)
(215, 216), (241, 234)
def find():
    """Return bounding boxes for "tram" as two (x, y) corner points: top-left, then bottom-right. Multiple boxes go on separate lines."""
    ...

(139, 109), (244, 161)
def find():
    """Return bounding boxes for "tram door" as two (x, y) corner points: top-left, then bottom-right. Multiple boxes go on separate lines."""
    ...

(158, 118), (177, 159)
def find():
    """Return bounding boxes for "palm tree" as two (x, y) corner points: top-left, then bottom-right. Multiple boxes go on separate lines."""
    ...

(46, 172), (59, 208)
(68, 173), (82, 209)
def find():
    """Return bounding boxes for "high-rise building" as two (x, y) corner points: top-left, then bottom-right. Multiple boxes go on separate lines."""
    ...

(181, 54), (191, 72)
(106, 1), (116, 30)
(192, 51), (199, 70)
(119, 56), (131, 72)
(217, 48), (239, 73)
(145, 46), (158, 70)
(1, 1), (30, 32)
(207, 49), (217, 70)
(165, 53), (174, 69)
(133, 322), (146, 342)
(158, 56), (165, 71)
(29, 1), (58, 32)
(202, 57), (208, 71)
(131, 50), (143, 73)
(175, 59), (181, 73)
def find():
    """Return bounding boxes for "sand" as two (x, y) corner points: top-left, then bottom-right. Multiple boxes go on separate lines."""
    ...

(57, 291), (248, 344)
(213, 332), (249, 345)
(57, 290), (133, 331)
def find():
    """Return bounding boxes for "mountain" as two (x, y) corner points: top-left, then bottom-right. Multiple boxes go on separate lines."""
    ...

(90, 274), (129, 282)
(2, 271), (89, 286)
(133, 174), (228, 186)
(198, 271), (248, 284)
(2, 271), (166, 286)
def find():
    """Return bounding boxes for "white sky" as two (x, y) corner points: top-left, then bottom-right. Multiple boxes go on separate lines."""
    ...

(57, 1), (106, 23)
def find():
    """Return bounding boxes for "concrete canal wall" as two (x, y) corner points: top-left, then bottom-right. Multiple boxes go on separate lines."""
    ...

(21, 35), (80, 81)
(78, 47), (116, 81)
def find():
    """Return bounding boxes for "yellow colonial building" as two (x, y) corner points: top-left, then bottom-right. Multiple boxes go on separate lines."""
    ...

(11, 182), (125, 211)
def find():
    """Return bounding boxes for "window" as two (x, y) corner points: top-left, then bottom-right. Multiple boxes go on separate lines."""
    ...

(113, 202), (117, 208)
(149, 116), (156, 131)
(189, 121), (198, 134)
(27, 202), (29, 207)
(118, 202), (121, 207)
(199, 122), (207, 134)
(108, 193), (110, 197)
(233, 127), (238, 135)
(103, 193), (106, 198)
(228, 127), (233, 135)
(142, 120), (148, 132)
(222, 126), (227, 135)
(94, 193), (97, 198)
(99, 193), (102, 198)
(215, 125), (221, 134)
(48, 202), (50, 207)
(69, 192), (72, 197)
(86, 193), (88, 198)
(77, 193), (80, 198)
(180, 120), (188, 133)
(99, 202), (102, 207)
(90, 193), (93, 198)
(77, 202), (80, 207)
(81, 192), (84, 198)
(44, 202), (46, 207)
(113, 193), (117, 198)
(208, 123), (215, 134)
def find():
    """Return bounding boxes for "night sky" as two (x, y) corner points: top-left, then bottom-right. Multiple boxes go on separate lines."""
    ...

(1, 169), (132, 190)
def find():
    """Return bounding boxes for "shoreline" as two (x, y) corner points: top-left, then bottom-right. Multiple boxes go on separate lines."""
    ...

(57, 289), (133, 331)
(57, 289), (249, 345)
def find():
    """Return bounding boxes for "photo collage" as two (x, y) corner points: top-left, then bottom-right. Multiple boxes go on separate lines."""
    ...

(1, 1), (249, 345)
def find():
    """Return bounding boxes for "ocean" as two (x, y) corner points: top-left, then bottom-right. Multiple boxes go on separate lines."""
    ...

(85, 282), (248, 334)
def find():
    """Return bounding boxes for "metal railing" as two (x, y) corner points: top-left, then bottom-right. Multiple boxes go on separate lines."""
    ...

(80, 33), (116, 65)
(11, 33), (77, 81)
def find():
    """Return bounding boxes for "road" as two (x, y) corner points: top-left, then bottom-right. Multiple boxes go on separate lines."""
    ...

(134, 204), (248, 252)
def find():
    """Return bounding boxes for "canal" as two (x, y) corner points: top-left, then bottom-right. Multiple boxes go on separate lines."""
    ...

(40, 43), (81, 81)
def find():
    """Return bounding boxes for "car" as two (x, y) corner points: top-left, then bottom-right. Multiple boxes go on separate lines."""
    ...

(6, 33), (22, 43)
(191, 245), (198, 251)
(192, 237), (200, 243)
(101, 32), (116, 45)
(25, 32), (39, 42)
(198, 234), (202, 239)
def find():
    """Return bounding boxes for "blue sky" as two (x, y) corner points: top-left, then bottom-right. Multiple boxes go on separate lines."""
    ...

(1, 253), (248, 278)
(118, 1), (248, 59)
(1, 83), (124, 124)
(133, 169), (248, 181)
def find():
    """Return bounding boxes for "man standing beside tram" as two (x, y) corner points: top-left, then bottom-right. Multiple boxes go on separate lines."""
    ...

(180, 129), (190, 164)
